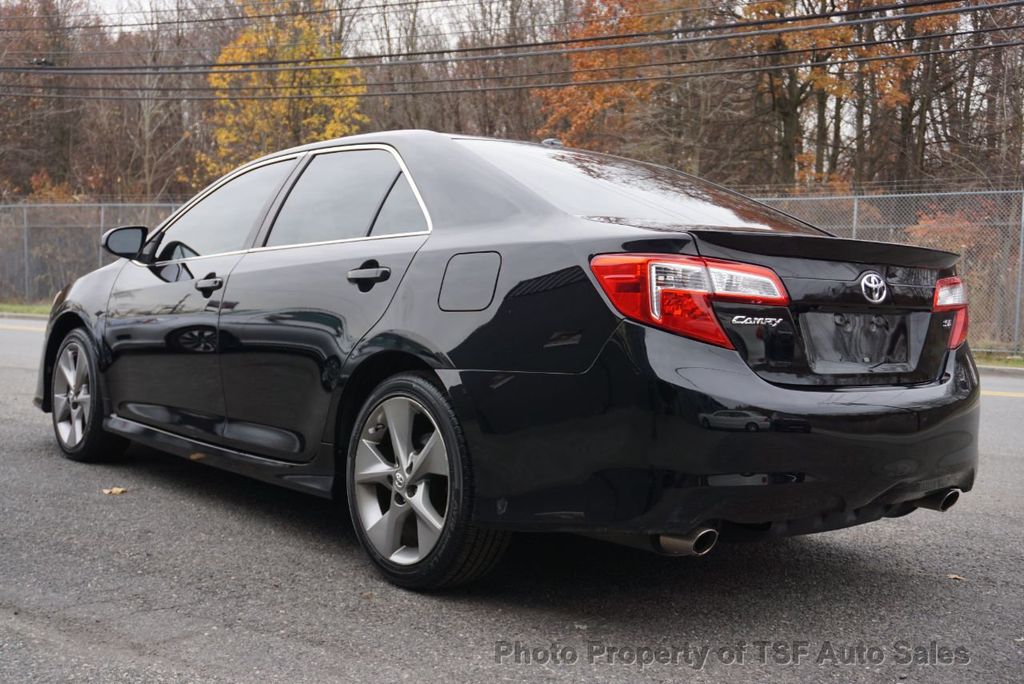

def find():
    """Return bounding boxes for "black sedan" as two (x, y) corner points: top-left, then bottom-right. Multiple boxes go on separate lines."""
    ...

(34, 131), (979, 588)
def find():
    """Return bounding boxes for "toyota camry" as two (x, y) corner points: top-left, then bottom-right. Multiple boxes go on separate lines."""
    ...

(34, 130), (979, 588)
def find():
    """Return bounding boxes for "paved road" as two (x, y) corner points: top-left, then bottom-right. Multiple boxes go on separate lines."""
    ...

(1, 318), (1022, 682)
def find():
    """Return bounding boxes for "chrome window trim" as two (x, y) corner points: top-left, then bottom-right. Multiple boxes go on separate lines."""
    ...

(137, 246), (252, 266)
(137, 144), (432, 267)
(248, 229), (430, 255)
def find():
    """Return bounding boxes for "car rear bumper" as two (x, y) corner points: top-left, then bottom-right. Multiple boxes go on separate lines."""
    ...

(449, 321), (979, 537)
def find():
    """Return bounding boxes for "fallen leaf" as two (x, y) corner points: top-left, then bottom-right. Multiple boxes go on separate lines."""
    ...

(102, 487), (128, 495)
(946, 574), (966, 581)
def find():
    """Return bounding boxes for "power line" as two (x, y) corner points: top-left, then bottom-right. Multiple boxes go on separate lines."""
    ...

(2, 0), (487, 30)
(12, 0), (406, 21)
(0, 0), (1004, 76)
(0, 0), (770, 57)
(1, 38), (1018, 101)
(0, 0), (964, 42)
(0, 0), (742, 32)
(5, 23), (1012, 94)
(3, 0), (766, 26)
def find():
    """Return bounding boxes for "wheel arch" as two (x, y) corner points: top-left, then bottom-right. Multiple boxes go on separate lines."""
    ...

(39, 311), (91, 412)
(328, 344), (449, 497)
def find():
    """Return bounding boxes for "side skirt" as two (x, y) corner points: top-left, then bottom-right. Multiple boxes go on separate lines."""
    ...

(104, 415), (337, 499)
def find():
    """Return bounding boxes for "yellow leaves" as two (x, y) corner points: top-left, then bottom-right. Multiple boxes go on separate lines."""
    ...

(102, 486), (128, 495)
(195, 4), (366, 183)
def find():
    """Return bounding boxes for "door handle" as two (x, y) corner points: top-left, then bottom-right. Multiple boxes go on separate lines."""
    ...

(347, 267), (391, 284)
(195, 275), (224, 296)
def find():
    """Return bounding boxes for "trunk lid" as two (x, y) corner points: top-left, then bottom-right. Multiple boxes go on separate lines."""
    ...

(690, 230), (960, 387)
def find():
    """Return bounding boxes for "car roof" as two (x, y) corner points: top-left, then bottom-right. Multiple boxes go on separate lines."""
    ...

(237, 130), (819, 236)
(250, 129), (551, 164)
(237, 130), (560, 231)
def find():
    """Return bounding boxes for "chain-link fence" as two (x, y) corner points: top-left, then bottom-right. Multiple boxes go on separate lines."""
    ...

(0, 203), (178, 305)
(1, 191), (1022, 353)
(756, 190), (1024, 354)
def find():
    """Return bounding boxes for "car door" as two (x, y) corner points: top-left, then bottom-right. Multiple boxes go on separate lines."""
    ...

(217, 146), (431, 462)
(103, 157), (297, 445)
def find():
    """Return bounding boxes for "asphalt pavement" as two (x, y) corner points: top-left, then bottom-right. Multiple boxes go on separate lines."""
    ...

(1, 317), (1022, 682)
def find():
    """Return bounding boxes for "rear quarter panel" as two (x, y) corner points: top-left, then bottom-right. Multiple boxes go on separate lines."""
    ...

(359, 218), (699, 375)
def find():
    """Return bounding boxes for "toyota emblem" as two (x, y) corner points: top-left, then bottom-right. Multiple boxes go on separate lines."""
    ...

(860, 272), (888, 304)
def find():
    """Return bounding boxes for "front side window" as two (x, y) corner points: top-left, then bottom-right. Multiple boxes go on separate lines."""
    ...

(267, 149), (402, 247)
(155, 160), (293, 262)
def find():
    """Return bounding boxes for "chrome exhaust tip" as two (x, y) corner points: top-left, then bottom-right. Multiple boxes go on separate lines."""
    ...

(657, 527), (719, 557)
(583, 525), (719, 557)
(915, 488), (961, 512)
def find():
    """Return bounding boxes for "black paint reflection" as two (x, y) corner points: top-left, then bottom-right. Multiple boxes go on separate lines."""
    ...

(102, 253), (242, 446)
(166, 325), (218, 353)
(215, 234), (427, 462)
(697, 409), (772, 432)
(448, 265), (612, 374)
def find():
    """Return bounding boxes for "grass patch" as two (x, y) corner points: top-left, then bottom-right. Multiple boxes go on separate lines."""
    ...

(0, 302), (50, 316)
(974, 352), (1024, 369)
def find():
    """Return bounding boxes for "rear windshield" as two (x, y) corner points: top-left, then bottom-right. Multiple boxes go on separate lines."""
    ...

(457, 139), (822, 234)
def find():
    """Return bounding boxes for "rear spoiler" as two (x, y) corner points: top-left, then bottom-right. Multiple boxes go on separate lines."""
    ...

(689, 230), (960, 270)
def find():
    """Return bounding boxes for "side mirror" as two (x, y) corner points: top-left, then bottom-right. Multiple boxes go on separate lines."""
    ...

(102, 226), (148, 260)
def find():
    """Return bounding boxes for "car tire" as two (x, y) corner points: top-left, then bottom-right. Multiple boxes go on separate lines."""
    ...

(346, 372), (509, 589)
(50, 328), (128, 462)
(745, 422), (759, 432)
(700, 418), (710, 428)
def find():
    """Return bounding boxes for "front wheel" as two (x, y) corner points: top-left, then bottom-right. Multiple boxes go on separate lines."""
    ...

(50, 328), (128, 462)
(346, 372), (509, 589)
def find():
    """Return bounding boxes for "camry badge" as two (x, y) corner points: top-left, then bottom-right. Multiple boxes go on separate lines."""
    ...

(860, 272), (888, 304)
(731, 315), (783, 327)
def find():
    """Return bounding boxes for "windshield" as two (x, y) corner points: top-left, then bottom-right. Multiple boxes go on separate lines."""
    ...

(457, 139), (823, 235)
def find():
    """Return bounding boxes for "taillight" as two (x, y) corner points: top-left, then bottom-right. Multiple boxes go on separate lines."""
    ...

(590, 253), (788, 349)
(933, 276), (968, 349)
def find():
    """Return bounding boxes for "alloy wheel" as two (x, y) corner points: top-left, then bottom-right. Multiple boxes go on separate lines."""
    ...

(353, 396), (451, 565)
(52, 342), (92, 448)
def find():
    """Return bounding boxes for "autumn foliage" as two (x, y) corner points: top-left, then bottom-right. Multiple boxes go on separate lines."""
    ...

(536, 0), (657, 150)
(196, 2), (367, 181)
(0, 0), (1020, 200)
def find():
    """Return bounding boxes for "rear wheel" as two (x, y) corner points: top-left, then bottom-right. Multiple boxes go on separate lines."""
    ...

(50, 329), (127, 462)
(346, 372), (509, 589)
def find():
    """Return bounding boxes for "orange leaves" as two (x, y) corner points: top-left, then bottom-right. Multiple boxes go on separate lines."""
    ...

(27, 171), (76, 202)
(739, 0), (853, 101)
(741, 0), (855, 53)
(536, 0), (662, 150)
(907, 201), (1004, 257)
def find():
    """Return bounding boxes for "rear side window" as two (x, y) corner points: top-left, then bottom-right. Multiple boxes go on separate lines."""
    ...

(457, 139), (823, 234)
(155, 159), (293, 261)
(267, 149), (400, 247)
(370, 174), (428, 236)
